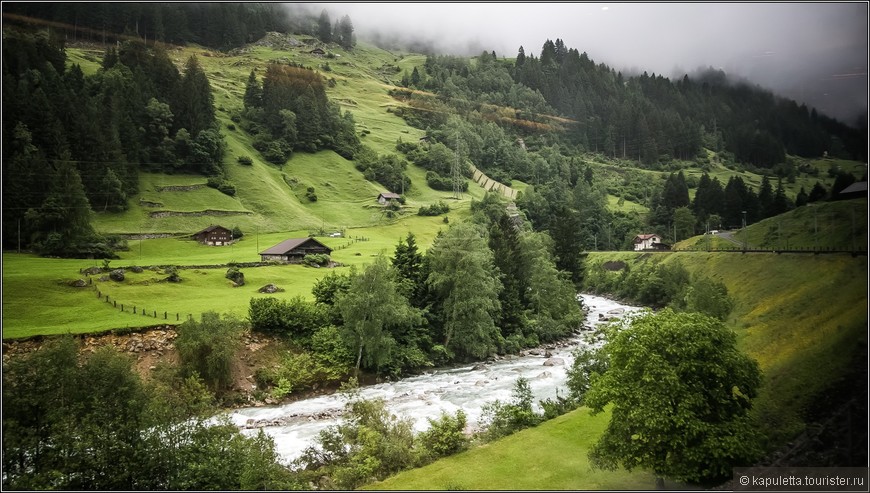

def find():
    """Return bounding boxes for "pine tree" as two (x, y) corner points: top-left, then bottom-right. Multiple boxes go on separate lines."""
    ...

(337, 15), (354, 49)
(317, 9), (332, 43)
(243, 69), (262, 109)
(176, 55), (215, 136)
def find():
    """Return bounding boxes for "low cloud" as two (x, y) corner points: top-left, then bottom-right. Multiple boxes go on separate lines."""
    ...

(298, 2), (867, 123)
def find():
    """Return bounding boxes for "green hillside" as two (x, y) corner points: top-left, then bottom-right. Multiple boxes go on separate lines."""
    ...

(676, 198), (867, 251)
(374, 252), (867, 489)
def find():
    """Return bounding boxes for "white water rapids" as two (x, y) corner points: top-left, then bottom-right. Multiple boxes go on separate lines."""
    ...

(226, 294), (642, 465)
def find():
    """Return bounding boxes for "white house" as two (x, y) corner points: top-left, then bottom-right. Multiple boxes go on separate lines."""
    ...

(633, 234), (662, 251)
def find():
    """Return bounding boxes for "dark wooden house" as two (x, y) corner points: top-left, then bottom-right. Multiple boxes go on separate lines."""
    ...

(259, 237), (332, 262)
(194, 225), (232, 246)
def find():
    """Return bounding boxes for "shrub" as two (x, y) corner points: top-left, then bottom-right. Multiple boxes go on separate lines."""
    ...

(303, 253), (330, 267)
(175, 311), (244, 392)
(415, 410), (469, 464)
(232, 226), (244, 239)
(418, 201), (450, 216)
(248, 296), (327, 337)
(305, 186), (317, 202)
(237, 155), (253, 165)
(479, 377), (541, 441)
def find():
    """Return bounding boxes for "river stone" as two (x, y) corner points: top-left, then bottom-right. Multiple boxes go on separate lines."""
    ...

(109, 269), (125, 282)
(259, 283), (281, 293)
(536, 371), (553, 379)
(543, 357), (564, 366)
(68, 279), (88, 288)
(607, 308), (625, 315)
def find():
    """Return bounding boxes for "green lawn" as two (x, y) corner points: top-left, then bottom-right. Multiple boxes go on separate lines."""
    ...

(368, 407), (670, 490)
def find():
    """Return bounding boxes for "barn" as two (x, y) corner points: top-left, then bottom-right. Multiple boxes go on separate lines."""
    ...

(259, 237), (332, 263)
(193, 225), (233, 246)
(377, 192), (401, 205)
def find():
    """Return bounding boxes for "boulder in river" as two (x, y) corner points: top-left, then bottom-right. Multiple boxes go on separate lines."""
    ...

(543, 357), (564, 367)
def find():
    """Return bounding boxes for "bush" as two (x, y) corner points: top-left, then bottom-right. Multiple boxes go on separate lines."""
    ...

(417, 201), (450, 216)
(305, 186), (317, 202)
(249, 296), (327, 337)
(175, 311), (244, 392)
(479, 377), (541, 441)
(237, 155), (253, 165)
(415, 410), (469, 464)
(232, 226), (244, 239)
(303, 253), (330, 267)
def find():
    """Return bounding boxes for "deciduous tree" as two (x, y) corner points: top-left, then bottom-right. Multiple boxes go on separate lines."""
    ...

(586, 309), (763, 485)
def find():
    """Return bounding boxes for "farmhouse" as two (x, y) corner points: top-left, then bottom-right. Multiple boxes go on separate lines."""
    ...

(259, 237), (332, 263)
(377, 192), (401, 205)
(193, 225), (233, 246)
(633, 233), (663, 251)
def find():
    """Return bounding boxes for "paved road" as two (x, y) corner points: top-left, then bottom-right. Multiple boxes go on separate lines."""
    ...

(715, 230), (753, 249)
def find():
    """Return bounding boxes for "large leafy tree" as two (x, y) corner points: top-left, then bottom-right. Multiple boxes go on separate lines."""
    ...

(336, 256), (420, 373)
(585, 309), (763, 485)
(426, 222), (502, 359)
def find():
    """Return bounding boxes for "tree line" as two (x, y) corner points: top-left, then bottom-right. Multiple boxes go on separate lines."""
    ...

(4, 3), (359, 52)
(2, 29), (224, 257)
(247, 195), (582, 378)
(397, 40), (866, 169)
(241, 63), (361, 164)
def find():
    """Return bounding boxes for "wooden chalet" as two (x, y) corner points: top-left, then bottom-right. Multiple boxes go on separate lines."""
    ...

(193, 225), (232, 246)
(377, 192), (401, 205)
(259, 237), (332, 263)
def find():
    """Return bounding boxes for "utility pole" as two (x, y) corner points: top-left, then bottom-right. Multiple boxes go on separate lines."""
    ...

(452, 132), (463, 200)
(741, 210), (747, 251)
(813, 206), (818, 251)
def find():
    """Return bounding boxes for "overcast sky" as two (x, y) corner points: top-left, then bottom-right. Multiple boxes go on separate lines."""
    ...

(296, 2), (868, 124)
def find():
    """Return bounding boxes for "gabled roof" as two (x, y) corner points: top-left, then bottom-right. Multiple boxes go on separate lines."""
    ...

(378, 192), (401, 200)
(634, 234), (660, 241)
(840, 181), (868, 194)
(260, 237), (331, 255)
(194, 225), (230, 235)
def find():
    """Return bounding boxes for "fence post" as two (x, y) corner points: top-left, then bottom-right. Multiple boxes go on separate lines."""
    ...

(105, 295), (109, 303)
(121, 304), (124, 312)
(164, 311), (167, 320)
(114, 300), (117, 308)
(176, 313), (179, 321)
(133, 306), (137, 314)
(154, 310), (157, 318)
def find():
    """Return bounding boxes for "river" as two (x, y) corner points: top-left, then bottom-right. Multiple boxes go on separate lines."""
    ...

(227, 294), (642, 465)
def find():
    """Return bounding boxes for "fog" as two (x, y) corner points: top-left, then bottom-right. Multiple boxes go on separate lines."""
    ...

(292, 2), (867, 125)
